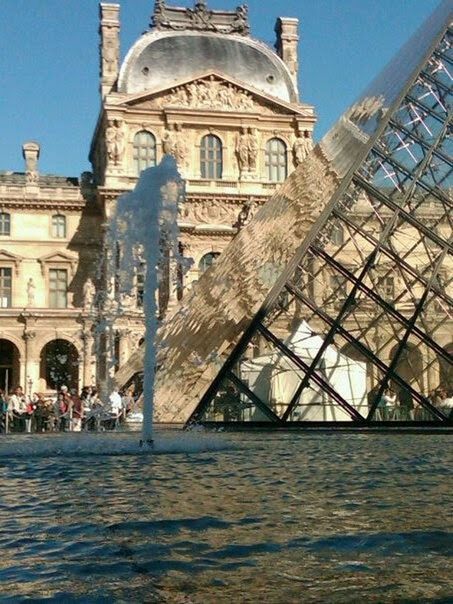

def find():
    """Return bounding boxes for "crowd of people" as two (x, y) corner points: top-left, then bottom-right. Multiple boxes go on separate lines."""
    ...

(373, 386), (453, 420)
(0, 385), (138, 434)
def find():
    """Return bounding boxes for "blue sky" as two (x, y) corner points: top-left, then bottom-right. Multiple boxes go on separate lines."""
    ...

(0, 0), (440, 176)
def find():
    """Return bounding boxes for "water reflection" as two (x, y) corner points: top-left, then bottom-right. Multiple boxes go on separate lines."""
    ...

(0, 432), (451, 602)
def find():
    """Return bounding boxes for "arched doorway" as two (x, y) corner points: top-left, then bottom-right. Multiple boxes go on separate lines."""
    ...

(40, 339), (79, 391)
(389, 342), (424, 393)
(0, 339), (20, 393)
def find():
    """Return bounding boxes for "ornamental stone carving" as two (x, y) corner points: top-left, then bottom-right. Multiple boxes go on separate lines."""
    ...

(26, 278), (36, 306)
(181, 199), (238, 225)
(165, 78), (255, 111)
(151, 1), (250, 36)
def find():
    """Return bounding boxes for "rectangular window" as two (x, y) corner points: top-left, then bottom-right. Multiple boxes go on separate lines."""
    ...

(0, 267), (12, 308)
(49, 269), (68, 308)
(0, 213), (11, 236)
(51, 215), (66, 238)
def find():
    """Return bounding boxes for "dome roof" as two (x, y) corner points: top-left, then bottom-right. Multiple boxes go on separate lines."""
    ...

(118, 31), (298, 103)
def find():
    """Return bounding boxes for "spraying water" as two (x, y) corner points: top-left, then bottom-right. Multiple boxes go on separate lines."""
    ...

(107, 156), (185, 447)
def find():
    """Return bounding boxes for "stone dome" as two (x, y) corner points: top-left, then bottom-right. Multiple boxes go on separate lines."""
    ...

(118, 31), (298, 103)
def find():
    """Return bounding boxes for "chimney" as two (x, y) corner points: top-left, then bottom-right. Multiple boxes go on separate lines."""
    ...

(22, 141), (40, 184)
(275, 17), (299, 91)
(99, 3), (120, 98)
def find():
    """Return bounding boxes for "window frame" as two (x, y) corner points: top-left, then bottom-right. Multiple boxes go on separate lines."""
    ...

(0, 212), (11, 236)
(48, 268), (68, 309)
(0, 266), (12, 308)
(265, 138), (288, 182)
(133, 130), (157, 176)
(200, 134), (223, 180)
(51, 214), (67, 239)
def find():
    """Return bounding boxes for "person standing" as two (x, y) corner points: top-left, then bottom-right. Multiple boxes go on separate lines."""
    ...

(71, 389), (84, 432)
(108, 387), (123, 429)
(57, 386), (73, 432)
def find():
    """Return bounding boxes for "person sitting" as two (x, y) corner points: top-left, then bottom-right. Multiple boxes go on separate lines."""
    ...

(34, 394), (50, 433)
(8, 387), (28, 432)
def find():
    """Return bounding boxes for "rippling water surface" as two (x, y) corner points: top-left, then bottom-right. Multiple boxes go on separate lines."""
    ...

(0, 431), (451, 603)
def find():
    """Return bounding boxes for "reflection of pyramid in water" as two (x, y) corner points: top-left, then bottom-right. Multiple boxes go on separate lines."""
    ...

(118, 1), (452, 426)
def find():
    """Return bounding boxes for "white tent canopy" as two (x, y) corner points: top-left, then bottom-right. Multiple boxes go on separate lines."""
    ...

(241, 321), (368, 421)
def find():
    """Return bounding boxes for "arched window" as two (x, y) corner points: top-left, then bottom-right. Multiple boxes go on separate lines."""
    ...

(265, 138), (287, 182)
(133, 131), (157, 176)
(199, 252), (221, 274)
(0, 212), (11, 236)
(200, 135), (222, 179)
(51, 214), (66, 238)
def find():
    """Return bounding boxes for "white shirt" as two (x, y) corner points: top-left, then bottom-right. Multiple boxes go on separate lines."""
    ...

(109, 391), (122, 415)
(8, 394), (27, 413)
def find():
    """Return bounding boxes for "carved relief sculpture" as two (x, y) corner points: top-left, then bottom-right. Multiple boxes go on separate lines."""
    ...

(166, 78), (255, 112)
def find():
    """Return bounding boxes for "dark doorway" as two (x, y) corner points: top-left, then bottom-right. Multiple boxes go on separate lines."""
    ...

(0, 339), (20, 393)
(40, 339), (79, 391)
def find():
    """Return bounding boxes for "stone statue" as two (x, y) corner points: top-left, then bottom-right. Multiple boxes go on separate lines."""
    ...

(26, 278), (36, 306)
(293, 131), (313, 166)
(105, 120), (125, 165)
(83, 278), (96, 311)
(162, 125), (188, 168)
(235, 199), (257, 230)
(236, 127), (259, 176)
(236, 127), (250, 174)
(247, 128), (258, 172)
(102, 35), (119, 75)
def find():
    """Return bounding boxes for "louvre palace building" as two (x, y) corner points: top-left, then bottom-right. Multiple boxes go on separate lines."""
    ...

(0, 1), (318, 397)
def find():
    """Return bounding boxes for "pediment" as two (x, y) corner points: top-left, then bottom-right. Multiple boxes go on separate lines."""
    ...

(0, 249), (23, 274)
(38, 251), (78, 276)
(115, 72), (313, 117)
(0, 249), (23, 262)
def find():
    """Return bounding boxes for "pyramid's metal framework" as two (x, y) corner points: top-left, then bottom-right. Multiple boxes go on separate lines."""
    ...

(185, 3), (453, 428)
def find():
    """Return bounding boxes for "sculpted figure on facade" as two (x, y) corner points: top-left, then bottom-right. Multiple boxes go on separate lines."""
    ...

(83, 278), (96, 311)
(105, 120), (125, 165)
(293, 130), (313, 166)
(26, 278), (36, 306)
(235, 199), (258, 230)
(102, 32), (119, 75)
(236, 127), (259, 176)
(162, 124), (188, 169)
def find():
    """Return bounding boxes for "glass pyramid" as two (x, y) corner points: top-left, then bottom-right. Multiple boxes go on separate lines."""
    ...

(147, 1), (453, 427)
